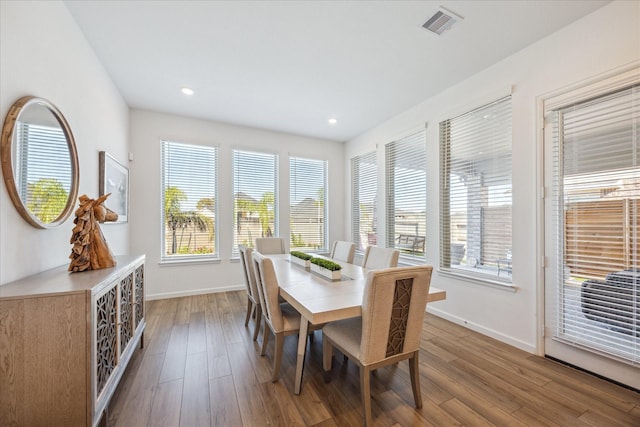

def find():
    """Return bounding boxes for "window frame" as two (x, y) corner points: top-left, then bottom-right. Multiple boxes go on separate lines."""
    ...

(289, 155), (328, 252)
(385, 130), (427, 262)
(232, 148), (279, 255)
(351, 151), (377, 253)
(160, 140), (218, 263)
(439, 96), (513, 286)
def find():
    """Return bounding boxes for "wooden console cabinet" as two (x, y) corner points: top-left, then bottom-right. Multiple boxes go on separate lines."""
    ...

(0, 255), (145, 427)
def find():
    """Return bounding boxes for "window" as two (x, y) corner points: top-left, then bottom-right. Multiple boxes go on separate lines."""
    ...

(161, 140), (217, 260)
(351, 151), (377, 251)
(439, 96), (512, 282)
(233, 149), (278, 252)
(385, 130), (427, 260)
(550, 84), (639, 363)
(290, 156), (327, 251)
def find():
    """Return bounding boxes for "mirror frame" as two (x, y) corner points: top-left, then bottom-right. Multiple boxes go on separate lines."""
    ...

(1, 96), (80, 228)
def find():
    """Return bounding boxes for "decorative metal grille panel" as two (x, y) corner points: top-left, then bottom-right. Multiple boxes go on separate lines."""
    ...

(96, 286), (117, 395)
(386, 278), (414, 357)
(120, 274), (133, 352)
(134, 265), (144, 326)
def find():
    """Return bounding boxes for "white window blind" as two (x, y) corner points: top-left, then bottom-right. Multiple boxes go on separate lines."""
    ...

(161, 140), (217, 260)
(440, 96), (512, 282)
(16, 123), (72, 223)
(551, 84), (639, 364)
(385, 130), (427, 260)
(352, 151), (377, 252)
(233, 149), (278, 252)
(290, 156), (327, 251)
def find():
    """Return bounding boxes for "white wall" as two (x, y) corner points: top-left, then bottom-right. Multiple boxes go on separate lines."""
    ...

(0, 1), (130, 285)
(129, 110), (344, 299)
(345, 1), (640, 353)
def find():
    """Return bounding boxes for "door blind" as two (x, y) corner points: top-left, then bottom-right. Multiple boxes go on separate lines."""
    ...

(551, 84), (639, 364)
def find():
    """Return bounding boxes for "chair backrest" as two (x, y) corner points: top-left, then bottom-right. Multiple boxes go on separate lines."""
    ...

(359, 265), (433, 365)
(239, 244), (260, 302)
(251, 251), (285, 331)
(330, 241), (355, 264)
(255, 237), (286, 255)
(362, 246), (400, 269)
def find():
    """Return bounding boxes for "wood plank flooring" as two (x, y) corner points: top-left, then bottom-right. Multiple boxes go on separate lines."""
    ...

(106, 291), (640, 426)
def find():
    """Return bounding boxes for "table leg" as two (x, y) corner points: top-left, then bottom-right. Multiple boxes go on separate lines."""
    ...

(294, 318), (309, 395)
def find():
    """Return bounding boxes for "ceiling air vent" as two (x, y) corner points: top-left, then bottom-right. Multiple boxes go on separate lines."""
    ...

(422, 7), (463, 35)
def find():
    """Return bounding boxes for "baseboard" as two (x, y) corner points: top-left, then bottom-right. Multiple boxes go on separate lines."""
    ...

(426, 306), (537, 354)
(147, 284), (245, 300)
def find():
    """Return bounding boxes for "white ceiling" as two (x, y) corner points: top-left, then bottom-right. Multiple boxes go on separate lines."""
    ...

(64, 0), (609, 142)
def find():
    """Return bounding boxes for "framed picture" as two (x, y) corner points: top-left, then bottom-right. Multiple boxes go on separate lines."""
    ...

(99, 151), (128, 223)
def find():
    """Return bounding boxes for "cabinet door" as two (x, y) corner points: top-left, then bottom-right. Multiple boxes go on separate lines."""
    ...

(134, 264), (145, 328)
(119, 273), (134, 353)
(95, 285), (118, 397)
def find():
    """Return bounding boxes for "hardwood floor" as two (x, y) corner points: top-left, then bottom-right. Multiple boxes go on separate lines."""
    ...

(106, 291), (640, 426)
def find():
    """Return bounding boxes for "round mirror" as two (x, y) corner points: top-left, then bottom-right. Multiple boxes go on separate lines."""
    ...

(1, 96), (79, 228)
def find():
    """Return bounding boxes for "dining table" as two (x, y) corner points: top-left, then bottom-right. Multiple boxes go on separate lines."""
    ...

(265, 253), (447, 395)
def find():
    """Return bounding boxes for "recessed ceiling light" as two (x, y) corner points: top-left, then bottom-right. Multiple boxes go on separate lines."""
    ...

(328, 118), (338, 125)
(181, 87), (194, 96)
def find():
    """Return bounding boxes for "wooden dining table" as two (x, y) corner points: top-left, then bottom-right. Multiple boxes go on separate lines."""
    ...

(266, 253), (446, 395)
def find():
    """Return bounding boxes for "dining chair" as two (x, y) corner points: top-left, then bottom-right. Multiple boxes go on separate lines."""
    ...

(361, 246), (400, 269)
(322, 265), (433, 426)
(251, 250), (303, 382)
(238, 244), (262, 341)
(329, 240), (355, 264)
(255, 237), (286, 254)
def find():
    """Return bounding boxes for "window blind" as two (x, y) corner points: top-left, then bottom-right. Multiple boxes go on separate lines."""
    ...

(17, 123), (72, 223)
(233, 149), (278, 252)
(385, 130), (427, 260)
(551, 84), (639, 364)
(440, 96), (512, 282)
(161, 140), (217, 260)
(351, 151), (377, 252)
(290, 156), (327, 251)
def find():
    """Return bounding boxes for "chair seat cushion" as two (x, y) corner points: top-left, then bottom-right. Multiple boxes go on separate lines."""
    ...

(323, 317), (363, 361)
(280, 302), (301, 332)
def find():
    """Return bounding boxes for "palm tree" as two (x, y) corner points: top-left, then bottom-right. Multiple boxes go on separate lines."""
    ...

(164, 186), (211, 254)
(257, 191), (274, 236)
(27, 178), (68, 223)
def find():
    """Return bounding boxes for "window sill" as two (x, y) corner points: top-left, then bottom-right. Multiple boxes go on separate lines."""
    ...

(159, 256), (221, 266)
(437, 268), (517, 292)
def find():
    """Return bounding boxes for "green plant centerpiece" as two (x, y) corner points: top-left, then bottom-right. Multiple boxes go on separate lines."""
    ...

(310, 257), (342, 280)
(290, 250), (312, 269)
(290, 251), (313, 260)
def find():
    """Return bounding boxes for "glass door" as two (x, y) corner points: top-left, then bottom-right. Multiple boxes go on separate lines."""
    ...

(543, 82), (639, 389)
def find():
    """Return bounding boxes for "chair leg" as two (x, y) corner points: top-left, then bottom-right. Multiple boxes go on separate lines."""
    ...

(322, 336), (333, 383)
(244, 297), (252, 327)
(360, 365), (372, 426)
(272, 332), (285, 382)
(409, 351), (422, 408)
(260, 322), (270, 356)
(252, 305), (262, 341)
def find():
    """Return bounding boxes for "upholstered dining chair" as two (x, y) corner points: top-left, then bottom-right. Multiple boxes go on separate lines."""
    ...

(361, 246), (400, 269)
(251, 250), (303, 382)
(329, 240), (355, 264)
(322, 265), (433, 426)
(238, 244), (262, 341)
(255, 237), (286, 254)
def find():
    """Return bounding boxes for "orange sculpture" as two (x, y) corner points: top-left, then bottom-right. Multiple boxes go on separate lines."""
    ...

(68, 194), (118, 272)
